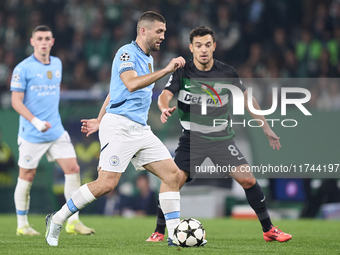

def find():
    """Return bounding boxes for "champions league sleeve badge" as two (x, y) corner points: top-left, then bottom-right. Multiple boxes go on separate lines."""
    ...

(12, 73), (20, 82)
(120, 52), (130, 61)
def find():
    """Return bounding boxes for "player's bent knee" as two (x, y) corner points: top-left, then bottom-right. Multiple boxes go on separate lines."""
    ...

(102, 183), (116, 194)
(66, 163), (80, 174)
(92, 178), (117, 196)
(164, 166), (181, 188)
(72, 164), (80, 174)
(19, 168), (36, 182)
(179, 170), (189, 188)
(96, 170), (121, 194)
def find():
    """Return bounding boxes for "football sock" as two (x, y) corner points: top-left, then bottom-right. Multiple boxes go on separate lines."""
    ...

(154, 200), (166, 234)
(53, 184), (96, 225)
(64, 173), (80, 224)
(159, 191), (180, 240)
(14, 178), (32, 228)
(244, 181), (272, 232)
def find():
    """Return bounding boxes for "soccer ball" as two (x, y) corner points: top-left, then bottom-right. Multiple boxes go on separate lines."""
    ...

(173, 218), (205, 247)
(120, 52), (130, 61)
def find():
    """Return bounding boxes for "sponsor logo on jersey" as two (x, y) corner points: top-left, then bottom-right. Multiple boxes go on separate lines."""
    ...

(109, 155), (120, 166)
(148, 63), (152, 73)
(184, 94), (207, 104)
(30, 84), (60, 91)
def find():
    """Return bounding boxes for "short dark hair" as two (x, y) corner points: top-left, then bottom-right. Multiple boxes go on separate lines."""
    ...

(137, 11), (166, 34)
(189, 26), (215, 43)
(32, 25), (52, 37)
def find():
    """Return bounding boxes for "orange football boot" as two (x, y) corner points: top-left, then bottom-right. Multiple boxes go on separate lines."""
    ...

(263, 226), (292, 242)
(146, 232), (164, 242)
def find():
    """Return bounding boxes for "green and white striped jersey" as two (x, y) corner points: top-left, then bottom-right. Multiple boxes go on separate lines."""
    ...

(164, 59), (246, 141)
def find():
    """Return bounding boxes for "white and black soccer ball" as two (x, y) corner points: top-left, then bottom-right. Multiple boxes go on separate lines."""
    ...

(120, 52), (130, 61)
(173, 218), (205, 247)
(12, 73), (20, 82)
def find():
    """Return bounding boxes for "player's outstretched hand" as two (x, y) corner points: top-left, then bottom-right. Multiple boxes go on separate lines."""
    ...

(165, 57), (186, 73)
(264, 128), (281, 150)
(81, 118), (100, 137)
(160, 106), (176, 123)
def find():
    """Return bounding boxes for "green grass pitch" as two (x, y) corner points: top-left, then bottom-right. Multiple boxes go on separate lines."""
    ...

(0, 214), (339, 254)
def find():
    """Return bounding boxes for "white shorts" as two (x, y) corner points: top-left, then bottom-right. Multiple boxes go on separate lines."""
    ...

(98, 113), (171, 173)
(18, 131), (77, 169)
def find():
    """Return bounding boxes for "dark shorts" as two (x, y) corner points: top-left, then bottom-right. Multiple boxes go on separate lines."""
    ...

(174, 132), (248, 181)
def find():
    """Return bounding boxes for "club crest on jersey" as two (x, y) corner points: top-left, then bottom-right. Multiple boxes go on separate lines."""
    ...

(148, 63), (152, 73)
(120, 52), (130, 61)
(47, 71), (53, 79)
(55, 70), (61, 78)
(24, 155), (32, 163)
(109, 156), (120, 166)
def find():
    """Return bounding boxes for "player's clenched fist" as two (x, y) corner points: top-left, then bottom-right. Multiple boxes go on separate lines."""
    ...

(31, 117), (51, 132)
(165, 57), (186, 73)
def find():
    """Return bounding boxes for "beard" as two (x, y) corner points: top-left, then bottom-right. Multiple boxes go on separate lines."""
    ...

(146, 38), (160, 52)
(197, 57), (211, 66)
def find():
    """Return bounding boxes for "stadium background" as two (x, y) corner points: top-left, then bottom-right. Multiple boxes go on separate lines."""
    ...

(0, 0), (339, 219)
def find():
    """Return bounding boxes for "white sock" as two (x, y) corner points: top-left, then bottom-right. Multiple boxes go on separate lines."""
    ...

(159, 191), (180, 240)
(14, 178), (32, 228)
(64, 173), (80, 224)
(53, 184), (96, 225)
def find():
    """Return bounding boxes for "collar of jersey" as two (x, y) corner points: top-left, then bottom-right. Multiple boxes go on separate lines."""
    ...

(132, 41), (150, 57)
(31, 54), (51, 65)
(192, 59), (216, 73)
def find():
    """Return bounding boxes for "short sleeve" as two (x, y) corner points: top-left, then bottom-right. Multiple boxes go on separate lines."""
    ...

(116, 49), (136, 75)
(10, 64), (26, 92)
(231, 67), (246, 92)
(164, 69), (181, 95)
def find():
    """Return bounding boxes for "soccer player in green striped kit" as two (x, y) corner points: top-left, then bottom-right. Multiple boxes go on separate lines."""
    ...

(146, 26), (292, 244)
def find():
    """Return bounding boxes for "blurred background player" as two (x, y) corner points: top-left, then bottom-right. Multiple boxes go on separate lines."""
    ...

(0, 128), (15, 178)
(10, 25), (94, 236)
(45, 11), (185, 246)
(146, 26), (292, 243)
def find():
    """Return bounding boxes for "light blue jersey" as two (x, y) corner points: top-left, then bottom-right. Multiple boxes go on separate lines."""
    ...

(10, 55), (65, 143)
(107, 41), (154, 125)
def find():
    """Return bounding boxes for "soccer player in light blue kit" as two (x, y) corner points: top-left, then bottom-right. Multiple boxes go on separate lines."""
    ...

(45, 11), (185, 246)
(10, 25), (94, 236)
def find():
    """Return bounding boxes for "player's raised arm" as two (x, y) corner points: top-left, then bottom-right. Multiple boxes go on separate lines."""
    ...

(120, 57), (185, 92)
(158, 90), (176, 123)
(243, 90), (281, 150)
(11, 91), (51, 132)
(81, 93), (111, 137)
